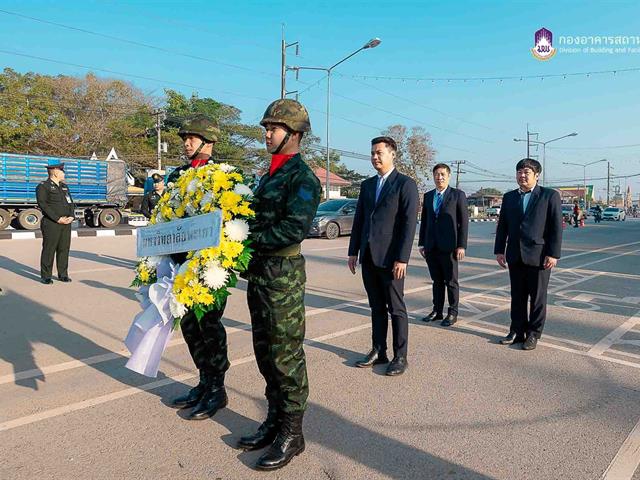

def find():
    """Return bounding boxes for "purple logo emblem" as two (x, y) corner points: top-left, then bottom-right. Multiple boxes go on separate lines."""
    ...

(531, 28), (557, 61)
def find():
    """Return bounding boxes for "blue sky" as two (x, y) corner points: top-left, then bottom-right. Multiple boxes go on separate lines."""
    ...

(1, 0), (639, 198)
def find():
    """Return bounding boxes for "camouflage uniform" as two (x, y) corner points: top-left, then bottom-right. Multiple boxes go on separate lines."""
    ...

(239, 99), (320, 470)
(169, 116), (229, 419)
(244, 153), (321, 413)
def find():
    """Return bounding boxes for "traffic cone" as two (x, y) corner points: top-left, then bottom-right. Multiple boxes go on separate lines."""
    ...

(562, 217), (567, 229)
(580, 217), (585, 227)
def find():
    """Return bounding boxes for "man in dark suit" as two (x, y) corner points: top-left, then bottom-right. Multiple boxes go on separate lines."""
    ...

(418, 163), (469, 326)
(348, 136), (419, 376)
(494, 158), (563, 350)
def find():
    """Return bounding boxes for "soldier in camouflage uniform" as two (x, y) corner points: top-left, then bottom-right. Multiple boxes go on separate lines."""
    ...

(168, 115), (231, 421)
(238, 99), (321, 470)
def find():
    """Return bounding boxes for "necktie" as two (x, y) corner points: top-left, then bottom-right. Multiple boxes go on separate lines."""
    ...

(375, 176), (384, 203)
(518, 190), (528, 214)
(435, 192), (443, 216)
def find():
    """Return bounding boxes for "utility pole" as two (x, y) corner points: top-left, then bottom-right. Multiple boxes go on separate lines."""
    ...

(280, 25), (299, 99)
(452, 160), (466, 189)
(153, 110), (164, 170)
(607, 161), (611, 205)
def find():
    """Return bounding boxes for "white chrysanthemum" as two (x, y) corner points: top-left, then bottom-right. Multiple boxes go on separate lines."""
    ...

(200, 191), (214, 207)
(218, 163), (236, 173)
(187, 179), (199, 194)
(224, 219), (250, 242)
(203, 261), (229, 290)
(155, 212), (164, 223)
(145, 256), (163, 268)
(233, 183), (253, 197)
(186, 203), (198, 217)
(167, 182), (175, 188)
(169, 295), (187, 319)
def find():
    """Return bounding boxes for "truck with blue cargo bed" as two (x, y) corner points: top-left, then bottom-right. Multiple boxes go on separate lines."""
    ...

(0, 152), (127, 230)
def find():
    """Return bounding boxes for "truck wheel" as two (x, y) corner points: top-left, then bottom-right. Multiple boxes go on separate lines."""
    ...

(325, 222), (340, 240)
(0, 208), (11, 230)
(99, 208), (121, 228)
(17, 208), (42, 230)
(84, 209), (98, 228)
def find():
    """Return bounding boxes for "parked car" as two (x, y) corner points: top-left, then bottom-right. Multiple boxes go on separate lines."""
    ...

(486, 205), (501, 217)
(602, 207), (626, 221)
(308, 199), (357, 239)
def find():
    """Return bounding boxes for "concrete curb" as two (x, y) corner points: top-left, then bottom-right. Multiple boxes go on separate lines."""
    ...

(0, 228), (138, 240)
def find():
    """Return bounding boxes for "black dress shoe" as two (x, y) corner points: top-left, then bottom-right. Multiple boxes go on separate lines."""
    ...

(58, 276), (72, 282)
(187, 386), (228, 420)
(386, 357), (407, 376)
(40, 278), (53, 285)
(441, 313), (458, 327)
(421, 310), (443, 322)
(355, 349), (389, 368)
(499, 332), (525, 345)
(522, 336), (538, 350)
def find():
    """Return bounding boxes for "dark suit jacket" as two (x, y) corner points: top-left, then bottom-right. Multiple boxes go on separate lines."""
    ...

(418, 187), (469, 253)
(494, 185), (563, 267)
(348, 169), (419, 268)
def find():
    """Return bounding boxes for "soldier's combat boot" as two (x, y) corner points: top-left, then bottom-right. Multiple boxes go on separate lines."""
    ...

(237, 405), (280, 451)
(255, 412), (305, 470)
(170, 371), (210, 409)
(187, 376), (228, 420)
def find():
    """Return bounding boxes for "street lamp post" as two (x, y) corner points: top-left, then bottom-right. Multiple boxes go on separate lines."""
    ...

(513, 132), (578, 185)
(562, 159), (607, 210)
(289, 38), (381, 200)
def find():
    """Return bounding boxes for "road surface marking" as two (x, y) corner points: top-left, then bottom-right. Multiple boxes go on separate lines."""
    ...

(601, 416), (640, 480)
(0, 323), (372, 432)
(588, 311), (640, 357)
(2, 246), (637, 386)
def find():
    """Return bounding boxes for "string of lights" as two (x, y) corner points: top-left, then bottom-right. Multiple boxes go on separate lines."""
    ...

(335, 67), (640, 84)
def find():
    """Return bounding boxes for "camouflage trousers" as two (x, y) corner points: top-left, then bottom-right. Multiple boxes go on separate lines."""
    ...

(180, 299), (230, 382)
(246, 255), (308, 414)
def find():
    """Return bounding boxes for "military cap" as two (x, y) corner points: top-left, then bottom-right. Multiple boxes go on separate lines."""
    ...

(46, 161), (65, 170)
(178, 114), (221, 143)
(151, 173), (164, 183)
(260, 99), (311, 133)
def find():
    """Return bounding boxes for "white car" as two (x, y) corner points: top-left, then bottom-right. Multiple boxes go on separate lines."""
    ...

(486, 205), (501, 217)
(602, 207), (626, 221)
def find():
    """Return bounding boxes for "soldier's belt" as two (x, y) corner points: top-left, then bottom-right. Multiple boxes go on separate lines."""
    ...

(260, 243), (301, 257)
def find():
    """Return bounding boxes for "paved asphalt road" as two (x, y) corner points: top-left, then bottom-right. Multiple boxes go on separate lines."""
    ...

(1, 220), (639, 479)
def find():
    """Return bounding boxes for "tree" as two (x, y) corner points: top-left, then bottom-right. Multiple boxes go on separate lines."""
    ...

(381, 124), (436, 192)
(163, 90), (265, 172)
(0, 68), (155, 160)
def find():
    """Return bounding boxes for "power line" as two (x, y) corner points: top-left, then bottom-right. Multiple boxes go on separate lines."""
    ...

(335, 67), (640, 84)
(0, 91), (157, 115)
(0, 49), (273, 103)
(548, 143), (640, 150)
(345, 76), (515, 136)
(0, 9), (278, 79)
(329, 90), (493, 144)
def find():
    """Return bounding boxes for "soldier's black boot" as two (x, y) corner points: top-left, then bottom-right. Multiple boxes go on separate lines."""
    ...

(255, 412), (305, 470)
(187, 376), (228, 420)
(170, 371), (210, 409)
(237, 405), (280, 451)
